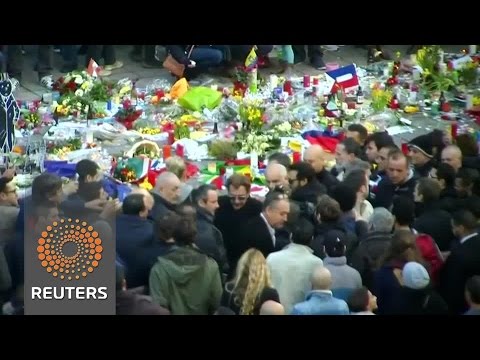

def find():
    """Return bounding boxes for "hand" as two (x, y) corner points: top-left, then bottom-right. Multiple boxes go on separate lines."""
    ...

(62, 181), (78, 196)
(188, 60), (196, 68)
(85, 198), (108, 211)
(99, 199), (121, 220)
(1, 166), (16, 179)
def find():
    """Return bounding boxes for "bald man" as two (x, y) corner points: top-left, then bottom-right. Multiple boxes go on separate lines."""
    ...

(150, 172), (181, 220)
(131, 187), (155, 209)
(260, 300), (285, 315)
(441, 145), (463, 173)
(290, 266), (349, 315)
(303, 145), (338, 191)
(265, 163), (289, 192)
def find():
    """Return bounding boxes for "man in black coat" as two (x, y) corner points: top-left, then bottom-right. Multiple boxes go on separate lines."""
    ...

(288, 161), (327, 205)
(191, 185), (228, 277)
(150, 172), (181, 221)
(413, 178), (455, 253)
(238, 191), (290, 262)
(303, 145), (338, 192)
(373, 150), (417, 210)
(439, 210), (480, 314)
(214, 174), (262, 276)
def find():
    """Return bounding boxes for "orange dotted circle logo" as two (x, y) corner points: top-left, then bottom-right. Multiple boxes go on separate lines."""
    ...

(37, 218), (103, 281)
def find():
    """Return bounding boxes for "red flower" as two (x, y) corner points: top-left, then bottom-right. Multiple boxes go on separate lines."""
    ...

(123, 100), (131, 109)
(66, 81), (77, 91)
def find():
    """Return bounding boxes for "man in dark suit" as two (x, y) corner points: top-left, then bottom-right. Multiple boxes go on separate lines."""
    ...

(214, 174), (262, 276)
(238, 191), (290, 261)
(439, 210), (480, 314)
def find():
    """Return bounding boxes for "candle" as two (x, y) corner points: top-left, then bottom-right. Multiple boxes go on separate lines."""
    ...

(313, 77), (319, 86)
(167, 131), (175, 145)
(293, 152), (301, 163)
(469, 45), (477, 54)
(283, 80), (293, 94)
(176, 144), (185, 158)
(303, 75), (311, 88)
(162, 145), (172, 160)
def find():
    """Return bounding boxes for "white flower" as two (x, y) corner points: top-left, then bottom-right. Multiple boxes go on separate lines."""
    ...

(75, 89), (84, 97)
(74, 76), (83, 85)
(84, 105), (89, 113)
(76, 102), (82, 108)
(247, 134), (254, 142)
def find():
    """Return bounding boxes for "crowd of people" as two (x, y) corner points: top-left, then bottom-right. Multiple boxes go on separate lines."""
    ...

(1, 123), (480, 315)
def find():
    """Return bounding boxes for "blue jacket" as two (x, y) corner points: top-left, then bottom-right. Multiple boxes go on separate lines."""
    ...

(290, 290), (350, 315)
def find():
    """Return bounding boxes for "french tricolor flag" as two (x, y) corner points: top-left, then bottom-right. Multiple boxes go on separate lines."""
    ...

(325, 64), (359, 94)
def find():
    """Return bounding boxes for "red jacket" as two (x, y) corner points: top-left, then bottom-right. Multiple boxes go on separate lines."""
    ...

(415, 233), (444, 284)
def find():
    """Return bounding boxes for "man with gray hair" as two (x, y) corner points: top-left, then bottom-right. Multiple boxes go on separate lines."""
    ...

(350, 207), (394, 290)
(265, 163), (289, 193)
(191, 184), (229, 278)
(150, 172), (181, 220)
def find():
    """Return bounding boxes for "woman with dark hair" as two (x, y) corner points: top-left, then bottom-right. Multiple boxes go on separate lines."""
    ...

(373, 230), (425, 314)
(347, 286), (377, 315)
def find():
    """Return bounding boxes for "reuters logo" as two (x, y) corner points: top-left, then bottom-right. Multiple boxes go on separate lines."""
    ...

(37, 219), (103, 280)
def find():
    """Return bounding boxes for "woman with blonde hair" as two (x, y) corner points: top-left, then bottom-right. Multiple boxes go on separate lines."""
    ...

(220, 248), (280, 315)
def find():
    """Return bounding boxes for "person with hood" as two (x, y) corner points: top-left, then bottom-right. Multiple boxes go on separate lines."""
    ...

(373, 150), (417, 210)
(350, 208), (394, 290)
(389, 262), (448, 315)
(408, 134), (436, 178)
(149, 216), (222, 315)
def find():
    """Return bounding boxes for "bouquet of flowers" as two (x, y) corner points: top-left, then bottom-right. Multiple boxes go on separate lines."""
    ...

(16, 108), (54, 134)
(52, 71), (95, 96)
(238, 98), (266, 131)
(88, 80), (115, 102)
(52, 95), (95, 119)
(458, 60), (479, 87)
(46, 138), (82, 158)
(371, 86), (393, 112)
(114, 100), (143, 130)
(416, 45), (443, 77)
(238, 133), (275, 157)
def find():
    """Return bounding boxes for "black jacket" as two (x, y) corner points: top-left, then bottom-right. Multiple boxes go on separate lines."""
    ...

(350, 231), (392, 290)
(372, 171), (417, 210)
(195, 207), (229, 275)
(413, 203), (455, 252)
(438, 187), (459, 213)
(315, 168), (339, 191)
(388, 287), (449, 315)
(150, 192), (177, 221)
(214, 196), (262, 273)
(238, 215), (285, 261)
(165, 45), (194, 65)
(290, 180), (327, 205)
(463, 156), (480, 171)
(312, 221), (358, 261)
(414, 160), (435, 178)
(439, 234), (480, 314)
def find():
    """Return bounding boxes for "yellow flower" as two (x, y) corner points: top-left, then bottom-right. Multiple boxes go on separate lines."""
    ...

(139, 178), (153, 191)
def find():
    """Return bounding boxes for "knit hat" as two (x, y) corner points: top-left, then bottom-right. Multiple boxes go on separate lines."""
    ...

(402, 262), (430, 289)
(408, 135), (434, 158)
(323, 230), (347, 257)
